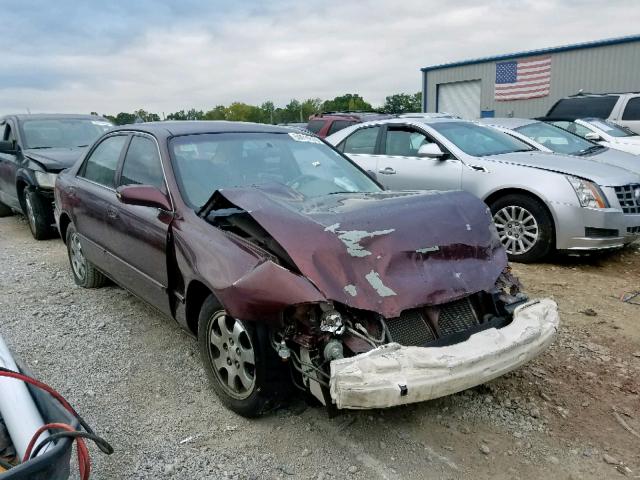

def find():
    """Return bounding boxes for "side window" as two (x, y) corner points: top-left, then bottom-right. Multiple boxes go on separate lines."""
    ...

(80, 135), (127, 188)
(306, 120), (325, 134)
(327, 120), (355, 136)
(119, 136), (165, 189)
(1, 122), (16, 143)
(342, 126), (380, 154)
(622, 98), (640, 120)
(384, 128), (428, 156)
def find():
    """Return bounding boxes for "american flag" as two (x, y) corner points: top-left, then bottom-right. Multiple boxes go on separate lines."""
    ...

(494, 56), (551, 101)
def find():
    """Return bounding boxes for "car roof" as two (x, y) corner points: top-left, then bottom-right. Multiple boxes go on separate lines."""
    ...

(110, 120), (296, 137)
(3, 113), (109, 122)
(478, 117), (537, 129)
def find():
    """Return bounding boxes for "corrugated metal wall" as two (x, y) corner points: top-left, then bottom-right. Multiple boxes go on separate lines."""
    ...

(423, 41), (640, 119)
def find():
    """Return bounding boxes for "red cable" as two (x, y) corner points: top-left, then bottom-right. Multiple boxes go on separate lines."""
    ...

(22, 423), (91, 480)
(0, 370), (93, 479)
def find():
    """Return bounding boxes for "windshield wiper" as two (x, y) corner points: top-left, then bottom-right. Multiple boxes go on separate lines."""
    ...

(28, 146), (53, 150)
(76, 144), (89, 148)
(577, 145), (604, 156)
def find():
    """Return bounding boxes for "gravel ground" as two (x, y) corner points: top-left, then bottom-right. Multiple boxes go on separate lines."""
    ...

(1, 214), (639, 479)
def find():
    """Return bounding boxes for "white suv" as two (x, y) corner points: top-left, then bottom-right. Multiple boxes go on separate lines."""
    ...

(546, 93), (640, 134)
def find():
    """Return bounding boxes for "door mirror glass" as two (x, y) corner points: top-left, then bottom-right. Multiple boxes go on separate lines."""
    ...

(117, 185), (171, 211)
(584, 132), (601, 141)
(0, 140), (16, 154)
(417, 143), (445, 158)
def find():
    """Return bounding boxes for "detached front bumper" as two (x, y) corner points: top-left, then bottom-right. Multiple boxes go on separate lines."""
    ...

(329, 298), (559, 410)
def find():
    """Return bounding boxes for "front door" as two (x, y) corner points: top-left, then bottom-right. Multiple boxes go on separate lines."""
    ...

(375, 125), (463, 192)
(339, 125), (383, 179)
(103, 134), (172, 315)
(0, 120), (22, 209)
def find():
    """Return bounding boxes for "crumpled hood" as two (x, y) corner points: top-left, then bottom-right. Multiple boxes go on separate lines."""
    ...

(208, 184), (507, 318)
(24, 148), (85, 172)
(491, 151), (640, 186)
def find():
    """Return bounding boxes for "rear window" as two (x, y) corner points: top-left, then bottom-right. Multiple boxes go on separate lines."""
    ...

(547, 96), (619, 119)
(306, 120), (325, 134)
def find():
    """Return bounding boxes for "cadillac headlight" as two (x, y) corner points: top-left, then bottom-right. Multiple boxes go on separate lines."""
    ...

(566, 176), (607, 208)
(34, 171), (57, 189)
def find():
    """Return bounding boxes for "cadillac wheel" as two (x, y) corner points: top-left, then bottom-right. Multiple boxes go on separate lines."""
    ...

(490, 194), (554, 263)
(198, 295), (284, 417)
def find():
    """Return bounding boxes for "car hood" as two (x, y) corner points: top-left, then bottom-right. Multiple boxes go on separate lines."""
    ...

(586, 147), (640, 174)
(204, 184), (507, 318)
(489, 151), (639, 186)
(23, 148), (86, 172)
(611, 136), (640, 146)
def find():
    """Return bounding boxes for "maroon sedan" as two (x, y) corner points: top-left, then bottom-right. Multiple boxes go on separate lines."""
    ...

(54, 122), (558, 416)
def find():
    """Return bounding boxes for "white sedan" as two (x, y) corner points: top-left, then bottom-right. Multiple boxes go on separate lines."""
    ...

(547, 118), (640, 155)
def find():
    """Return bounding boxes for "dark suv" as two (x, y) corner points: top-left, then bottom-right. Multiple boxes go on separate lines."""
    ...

(306, 112), (393, 138)
(0, 114), (113, 238)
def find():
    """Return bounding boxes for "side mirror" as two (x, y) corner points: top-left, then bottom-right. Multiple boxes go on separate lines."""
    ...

(0, 140), (16, 154)
(417, 143), (445, 159)
(365, 169), (377, 181)
(116, 185), (171, 211)
(584, 132), (601, 141)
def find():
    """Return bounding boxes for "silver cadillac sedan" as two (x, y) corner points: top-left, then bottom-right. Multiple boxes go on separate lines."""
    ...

(326, 118), (640, 263)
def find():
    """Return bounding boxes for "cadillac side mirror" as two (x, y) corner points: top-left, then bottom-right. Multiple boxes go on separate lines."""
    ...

(417, 143), (446, 159)
(116, 185), (171, 211)
(584, 132), (601, 141)
(0, 140), (16, 154)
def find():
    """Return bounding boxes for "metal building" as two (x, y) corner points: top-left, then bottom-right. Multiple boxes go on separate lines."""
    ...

(421, 35), (640, 119)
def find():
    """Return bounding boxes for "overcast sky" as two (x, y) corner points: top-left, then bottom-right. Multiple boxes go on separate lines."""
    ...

(0, 0), (638, 116)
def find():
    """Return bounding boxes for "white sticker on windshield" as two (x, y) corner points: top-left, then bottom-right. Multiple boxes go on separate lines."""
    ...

(92, 121), (113, 126)
(288, 132), (322, 144)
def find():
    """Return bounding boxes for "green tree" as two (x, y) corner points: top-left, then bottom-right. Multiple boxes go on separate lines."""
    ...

(322, 94), (372, 112)
(260, 101), (275, 124)
(133, 109), (161, 122)
(114, 112), (137, 125)
(204, 105), (227, 120)
(301, 98), (322, 121)
(382, 92), (422, 114)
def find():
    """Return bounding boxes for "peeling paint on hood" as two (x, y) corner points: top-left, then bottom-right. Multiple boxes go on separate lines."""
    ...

(207, 183), (507, 318)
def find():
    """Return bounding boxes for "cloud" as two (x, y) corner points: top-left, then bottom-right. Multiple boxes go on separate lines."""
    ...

(0, 0), (638, 115)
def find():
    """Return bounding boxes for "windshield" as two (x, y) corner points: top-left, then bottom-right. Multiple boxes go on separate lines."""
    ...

(429, 122), (534, 156)
(169, 132), (381, 208)
(515, 122), (597, 155)
(583, 118), (635, 138)
(22, 119), (113, 149)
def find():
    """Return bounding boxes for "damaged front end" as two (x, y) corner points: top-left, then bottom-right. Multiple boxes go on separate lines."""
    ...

(200, 184), (559, 410)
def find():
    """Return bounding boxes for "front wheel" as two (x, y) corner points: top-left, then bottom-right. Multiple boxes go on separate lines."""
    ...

(490, 194), (554, 263)
(23, 188), (54, 240)
(198, 295), (283, 417)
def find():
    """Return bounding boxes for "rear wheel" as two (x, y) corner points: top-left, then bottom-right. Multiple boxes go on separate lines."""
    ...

(490, 194), (554, 263)
(65, 223), (107, 288)
(198, 295), (284, 417)
(23, 188), (54, 240)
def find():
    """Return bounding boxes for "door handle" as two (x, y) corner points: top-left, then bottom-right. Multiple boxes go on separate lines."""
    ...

(106, 206), (119, 219)
(378, 167), (396, 175)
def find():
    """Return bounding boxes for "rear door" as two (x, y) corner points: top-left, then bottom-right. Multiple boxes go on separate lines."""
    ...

(73, 133), (129, 271)
(338, 125), (382, 178)
(617, 97), (640, 134)
(103, 133), (172, 314)
(375, 125), (463, 191)
(0, 120), (22, 209)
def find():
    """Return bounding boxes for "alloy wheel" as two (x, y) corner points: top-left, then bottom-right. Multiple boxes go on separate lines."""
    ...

(207, 312), (256, 400)
(70, 233), (87, 281)
(493, 205), (539, 255)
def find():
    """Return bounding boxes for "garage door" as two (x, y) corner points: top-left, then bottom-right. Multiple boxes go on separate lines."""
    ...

(437, 80), (481, 119)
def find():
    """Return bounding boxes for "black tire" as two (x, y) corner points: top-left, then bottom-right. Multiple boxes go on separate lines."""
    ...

(489, 194), (554, 263)
(198, 295), (284, 417)
(65, 223), (107, 288)
(23, 188), (54, 240)
(0, 201), (13, 217)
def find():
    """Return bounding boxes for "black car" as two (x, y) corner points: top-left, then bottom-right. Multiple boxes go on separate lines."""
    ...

(0, 114), (113, 238)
